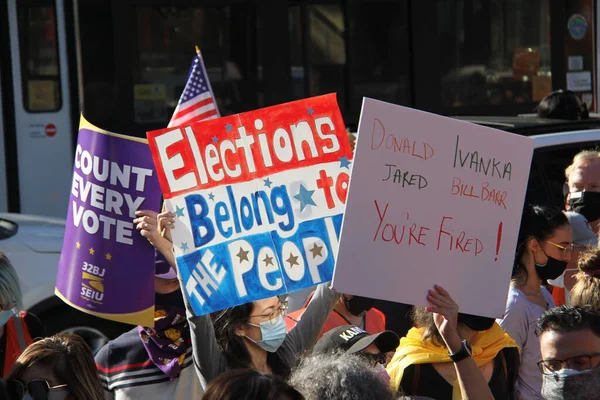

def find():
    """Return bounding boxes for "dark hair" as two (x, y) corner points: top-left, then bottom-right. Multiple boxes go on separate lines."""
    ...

(536, 90), (589, 120)
(7, 334), (104, 400)
(410, 307), (443, 346)
(211, 302), (291, 378)
(202, 369), (304, 400)
(512, 204), (569, 283)
(536, 305), (600, 338)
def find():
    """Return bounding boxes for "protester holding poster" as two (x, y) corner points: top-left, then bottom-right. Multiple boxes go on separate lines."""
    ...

(144, 94), (352, 382)
(95, 210), (207, 400)
(143, 206), (339, 382)
(387, 286), (518, 399)
(498, 204), (573, 400)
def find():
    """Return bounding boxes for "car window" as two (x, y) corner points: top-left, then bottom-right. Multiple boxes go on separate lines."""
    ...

(527, 140), (600, 207)
(0, 218), (18, 240)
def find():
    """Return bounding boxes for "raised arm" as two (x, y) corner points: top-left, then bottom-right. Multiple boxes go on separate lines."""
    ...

(135, 210), (228, 383)
(426, 285), (495, 400)
(282, 281), (340, 356)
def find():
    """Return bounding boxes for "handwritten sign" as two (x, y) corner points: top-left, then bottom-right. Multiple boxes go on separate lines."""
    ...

(147, 94), (352, 315)
(332, 99), (534, 318)
(55, 116), (161, 326)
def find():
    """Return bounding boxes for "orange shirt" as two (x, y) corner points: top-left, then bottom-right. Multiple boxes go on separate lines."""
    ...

(285, 307), (386, 339)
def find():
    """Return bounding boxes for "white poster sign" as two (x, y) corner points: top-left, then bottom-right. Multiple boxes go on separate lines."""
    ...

(332, 99), (535, 318)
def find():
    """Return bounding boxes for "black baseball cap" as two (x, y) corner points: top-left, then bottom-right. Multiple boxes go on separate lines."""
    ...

(314, 325), (400, 355)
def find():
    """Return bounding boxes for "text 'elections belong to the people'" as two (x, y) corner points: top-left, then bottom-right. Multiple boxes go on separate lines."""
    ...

(147, 93), (352, 315)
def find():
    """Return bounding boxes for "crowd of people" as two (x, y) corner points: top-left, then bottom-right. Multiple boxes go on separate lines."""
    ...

(1, 90), (600, 399)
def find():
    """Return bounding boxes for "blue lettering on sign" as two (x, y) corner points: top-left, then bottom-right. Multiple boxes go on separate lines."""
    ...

(186, 185), (295, 247)
(177, 214), (342, 316)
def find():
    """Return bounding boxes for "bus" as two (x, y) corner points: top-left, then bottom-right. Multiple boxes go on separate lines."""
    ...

(1, 0), (598, 218)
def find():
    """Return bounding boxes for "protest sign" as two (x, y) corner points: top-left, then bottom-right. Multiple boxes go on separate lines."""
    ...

(147, 93), (351, 316)
(55, 116), (161, 326)
(332, 98), (535, 318)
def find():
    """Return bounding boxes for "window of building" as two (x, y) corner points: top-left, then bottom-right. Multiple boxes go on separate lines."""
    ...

(17, 0), (62, 112)
(438, 0), (552, 108)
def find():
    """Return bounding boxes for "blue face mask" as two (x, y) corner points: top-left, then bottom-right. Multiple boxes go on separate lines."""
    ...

(245, 315), (287, 353)
(0, 309), (15, 328)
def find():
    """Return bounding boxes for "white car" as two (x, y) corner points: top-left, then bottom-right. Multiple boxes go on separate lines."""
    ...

(0, 213), (129, 353)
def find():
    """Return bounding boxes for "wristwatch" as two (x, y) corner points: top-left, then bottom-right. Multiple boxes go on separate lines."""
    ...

(448, 340), (472, 363)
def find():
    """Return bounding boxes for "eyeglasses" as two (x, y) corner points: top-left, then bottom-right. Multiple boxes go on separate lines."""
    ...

(360, 352), (387, 366)
(7, 379), (70, 400)
(249, 301), (288, 324)
(537, 353), (600, 374)
(545, 241), (575, 257)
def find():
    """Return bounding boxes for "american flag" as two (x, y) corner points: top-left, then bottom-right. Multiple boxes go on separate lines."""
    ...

(168, 49), (220, 128)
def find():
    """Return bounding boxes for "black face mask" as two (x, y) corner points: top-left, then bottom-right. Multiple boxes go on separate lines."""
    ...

(343, 296), (375, 317)
(457, 313), (495, 331)
(155, 289), (185, 309)
(568, 191), (600, 223)
(535, 254), (568, 281)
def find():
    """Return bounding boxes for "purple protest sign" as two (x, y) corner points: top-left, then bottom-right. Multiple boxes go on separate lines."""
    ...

(55, 116), (161, 327)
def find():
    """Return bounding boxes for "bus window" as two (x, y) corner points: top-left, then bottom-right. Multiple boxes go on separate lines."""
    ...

(133, 5), (260, 124)
(17, 1), (62, 112)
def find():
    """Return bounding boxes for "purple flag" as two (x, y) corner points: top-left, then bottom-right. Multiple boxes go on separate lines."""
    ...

(55, 116), (161, 326)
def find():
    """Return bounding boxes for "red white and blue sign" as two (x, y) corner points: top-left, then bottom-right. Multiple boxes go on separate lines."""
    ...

(147, 94), (351, 315)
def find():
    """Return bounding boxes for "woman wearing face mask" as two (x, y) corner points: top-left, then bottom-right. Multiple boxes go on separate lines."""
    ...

(387, 286), (519, 400)
(146, 211), (339, 382)
(6, 334), (104, 400)
(498, 204), (573, 400)
(0, 252), (46, 379)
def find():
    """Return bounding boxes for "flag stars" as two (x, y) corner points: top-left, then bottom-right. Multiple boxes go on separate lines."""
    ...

(309, 243), (324, 259)
(264, 178), (273, 188)
(286, 253), (300, 267)
(237, 247), (250, 263)
(174, 205), (185, 218)
(89, 247), (95, 255)
(338, 156), (352, 169)
(225, 123), (233, 133)
(180, 243), (189, 252)
(294, 184), (317, 211)
(105, 253), (112, 261)
(212, 136), (219, 143)
(308, 107), (314, 115)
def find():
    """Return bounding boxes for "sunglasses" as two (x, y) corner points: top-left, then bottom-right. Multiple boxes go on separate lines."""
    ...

(7, 380), (69, 400)
(361, 352), (387, 365)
